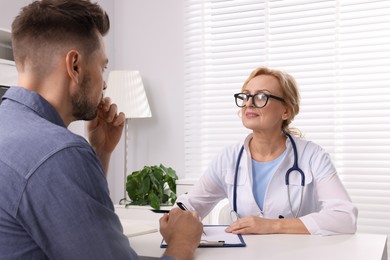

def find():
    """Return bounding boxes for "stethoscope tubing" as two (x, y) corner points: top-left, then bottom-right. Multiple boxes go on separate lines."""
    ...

(232, 132), (305, 218)
(233, 144), (245, 215)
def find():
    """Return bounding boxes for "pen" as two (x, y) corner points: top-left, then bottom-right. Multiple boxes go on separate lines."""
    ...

(150, 209), (170, 214)
(177, 202), (189, 211)
(177, 202), (206, 235)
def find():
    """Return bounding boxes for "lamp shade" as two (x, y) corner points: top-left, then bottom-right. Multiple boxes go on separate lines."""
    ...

(106, 70), (152, 118)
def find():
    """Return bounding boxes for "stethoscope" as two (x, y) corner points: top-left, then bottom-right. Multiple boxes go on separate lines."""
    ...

(231, 132), (305, 221)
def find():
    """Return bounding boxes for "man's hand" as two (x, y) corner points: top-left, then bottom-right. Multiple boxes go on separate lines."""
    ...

(87, 97), (125, 175)
(160, 208), (203, 260)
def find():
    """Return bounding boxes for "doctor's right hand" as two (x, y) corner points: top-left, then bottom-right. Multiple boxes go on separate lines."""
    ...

(159, 207), (203, 259)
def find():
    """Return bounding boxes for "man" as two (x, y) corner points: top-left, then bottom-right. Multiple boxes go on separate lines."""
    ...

(0, 0), (202, 259)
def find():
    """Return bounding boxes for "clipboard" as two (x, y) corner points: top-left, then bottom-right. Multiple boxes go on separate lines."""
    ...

(160, 225), (246, 248)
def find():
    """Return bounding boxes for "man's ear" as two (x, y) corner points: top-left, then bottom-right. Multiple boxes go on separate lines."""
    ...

(65, 50), (81, 85)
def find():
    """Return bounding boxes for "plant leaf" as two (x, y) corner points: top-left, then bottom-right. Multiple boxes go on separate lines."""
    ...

(126, 164), (178, 207)
(149, 192), (160, 210)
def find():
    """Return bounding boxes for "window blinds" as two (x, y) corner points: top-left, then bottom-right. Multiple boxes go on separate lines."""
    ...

(184, 0), (390, 245)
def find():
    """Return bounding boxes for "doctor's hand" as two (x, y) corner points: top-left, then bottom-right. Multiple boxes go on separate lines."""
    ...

(160, 208), (203, 260)
(225, 216), (309, 234)
(87, 97), (125, 175)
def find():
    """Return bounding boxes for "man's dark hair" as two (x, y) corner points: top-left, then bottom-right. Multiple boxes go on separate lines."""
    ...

(11, 0), (110, 71)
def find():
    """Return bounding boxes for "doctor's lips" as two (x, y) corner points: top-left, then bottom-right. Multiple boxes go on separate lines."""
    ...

(245, 112), (259, 118)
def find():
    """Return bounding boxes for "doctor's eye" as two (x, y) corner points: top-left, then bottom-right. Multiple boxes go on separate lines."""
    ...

(234, 93), (268, 108)
(253, 93), (268, 104)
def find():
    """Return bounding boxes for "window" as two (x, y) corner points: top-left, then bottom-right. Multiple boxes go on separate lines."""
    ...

(184, 0), (390, 247)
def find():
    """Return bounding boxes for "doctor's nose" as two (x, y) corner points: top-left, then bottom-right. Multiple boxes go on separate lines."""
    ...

(245, 96), (255, 107)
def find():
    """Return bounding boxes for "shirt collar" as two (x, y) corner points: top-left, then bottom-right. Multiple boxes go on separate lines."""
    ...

(3, 86), (66, 127)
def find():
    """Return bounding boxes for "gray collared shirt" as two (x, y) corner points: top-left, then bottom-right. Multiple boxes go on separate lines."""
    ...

(0, 87), (172, 260)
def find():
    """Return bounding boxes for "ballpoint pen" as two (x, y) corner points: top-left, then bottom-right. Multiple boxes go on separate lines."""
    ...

(177, 202), (189, 211)
(177, 202), (207, 235)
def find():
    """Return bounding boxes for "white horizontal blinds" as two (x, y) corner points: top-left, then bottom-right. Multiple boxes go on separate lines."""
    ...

(267, 0), (338, 152)
(266, 0), (390, 240)
(184, 0), (390, 246)
(336, 0), (390, 236)
(184, 0), (262, 177)
(184, 1), (205, 177)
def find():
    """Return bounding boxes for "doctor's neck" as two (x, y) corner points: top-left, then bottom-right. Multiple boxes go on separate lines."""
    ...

(250, 131), (287, 162)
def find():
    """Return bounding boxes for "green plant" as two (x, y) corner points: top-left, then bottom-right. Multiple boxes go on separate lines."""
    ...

(125, 164), (178, 210)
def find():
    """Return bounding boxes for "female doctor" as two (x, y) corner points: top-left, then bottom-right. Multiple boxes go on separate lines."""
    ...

(177, 67), (358, 236)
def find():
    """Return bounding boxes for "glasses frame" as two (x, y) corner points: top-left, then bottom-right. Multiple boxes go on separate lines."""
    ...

(234, 92), (286, 108)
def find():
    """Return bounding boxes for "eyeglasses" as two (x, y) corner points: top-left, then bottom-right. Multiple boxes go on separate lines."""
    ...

(234, 92), (285, 108)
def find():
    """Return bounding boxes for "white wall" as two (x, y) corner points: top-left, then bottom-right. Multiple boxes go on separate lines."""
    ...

(107, 0), (185, 203)
(0, 1), (31, 29)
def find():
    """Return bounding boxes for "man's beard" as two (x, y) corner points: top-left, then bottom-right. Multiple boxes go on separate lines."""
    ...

(71, 73), (101, 121)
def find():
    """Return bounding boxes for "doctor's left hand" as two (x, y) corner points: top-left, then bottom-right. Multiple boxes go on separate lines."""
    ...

(225, 216), (275, 234)
(225, 216), (309, 235)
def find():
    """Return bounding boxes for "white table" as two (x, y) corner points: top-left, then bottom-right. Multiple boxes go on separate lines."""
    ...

(128, 231), (387, 260)
(115, 206), (388, 260)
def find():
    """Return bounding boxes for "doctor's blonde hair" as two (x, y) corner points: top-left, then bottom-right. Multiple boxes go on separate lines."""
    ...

(241, 67), (302, 137)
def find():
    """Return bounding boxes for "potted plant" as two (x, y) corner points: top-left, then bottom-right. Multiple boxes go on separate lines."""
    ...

(123, 164), (178, 210)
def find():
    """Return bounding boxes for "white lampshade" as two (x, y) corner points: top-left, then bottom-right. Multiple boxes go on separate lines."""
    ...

(106, 70), (152, 119)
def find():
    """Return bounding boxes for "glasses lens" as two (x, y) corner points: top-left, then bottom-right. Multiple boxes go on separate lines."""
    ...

(235, 93), (247, 107)
(253, 93), (268, 108)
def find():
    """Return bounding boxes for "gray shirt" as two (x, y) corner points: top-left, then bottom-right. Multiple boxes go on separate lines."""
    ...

(0, 87), (170, 259)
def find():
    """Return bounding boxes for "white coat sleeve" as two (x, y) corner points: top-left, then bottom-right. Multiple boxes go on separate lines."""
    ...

(300, 173), (358, 235)
(176, 157), (228, 219)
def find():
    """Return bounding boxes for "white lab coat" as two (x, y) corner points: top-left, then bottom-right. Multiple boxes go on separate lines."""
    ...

(178, 133), (358, 235)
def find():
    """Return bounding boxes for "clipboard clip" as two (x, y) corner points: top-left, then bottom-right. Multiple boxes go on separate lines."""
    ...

(200, 240), (225, 247)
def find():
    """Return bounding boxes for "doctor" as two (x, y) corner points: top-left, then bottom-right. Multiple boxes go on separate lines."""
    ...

(177, 67), (358, 236)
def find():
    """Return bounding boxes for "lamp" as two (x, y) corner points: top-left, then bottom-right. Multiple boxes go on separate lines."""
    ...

(106, 70), (152, 201)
